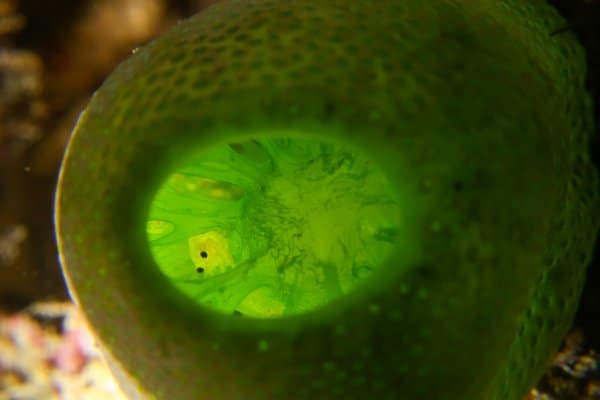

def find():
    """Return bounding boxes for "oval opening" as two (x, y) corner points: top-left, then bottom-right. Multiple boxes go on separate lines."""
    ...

(146, 136), (402, 319)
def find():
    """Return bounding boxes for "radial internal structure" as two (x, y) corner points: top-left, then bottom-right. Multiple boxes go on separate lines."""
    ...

(146, 137), (403, 318)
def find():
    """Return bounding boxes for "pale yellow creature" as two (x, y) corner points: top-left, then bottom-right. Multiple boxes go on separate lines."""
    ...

(188, 231), (286, 317)
(188, 231), (234, 276)
(237, 287), (285, 318)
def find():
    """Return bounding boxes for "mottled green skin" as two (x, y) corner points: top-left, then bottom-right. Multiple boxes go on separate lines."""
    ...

(55, 1), (599, 399)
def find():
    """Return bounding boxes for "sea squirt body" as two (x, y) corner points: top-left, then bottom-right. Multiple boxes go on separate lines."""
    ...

(55, 1), (600, 399)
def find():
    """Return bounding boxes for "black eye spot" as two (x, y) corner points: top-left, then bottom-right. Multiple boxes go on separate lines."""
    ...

(452, 180), (464, 191)
(324, 101), (336, 117)
(233, 310), (243, 316)
(200, 251), (208, 258)
(196, 267), (205, 273)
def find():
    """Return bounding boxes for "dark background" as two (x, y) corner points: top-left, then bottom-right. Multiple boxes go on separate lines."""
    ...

(0, 0), (598, 376)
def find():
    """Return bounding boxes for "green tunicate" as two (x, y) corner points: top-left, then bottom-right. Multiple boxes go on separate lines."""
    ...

(55, 1), (600, 400)
(147, 137), (403, 318)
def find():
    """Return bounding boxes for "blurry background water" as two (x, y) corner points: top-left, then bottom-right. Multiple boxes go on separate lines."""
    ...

(0, 0), (598, 398)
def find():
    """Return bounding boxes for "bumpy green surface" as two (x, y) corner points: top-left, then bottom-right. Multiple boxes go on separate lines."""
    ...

(55, 1), (600, 399)
(147, 137), (404, 318)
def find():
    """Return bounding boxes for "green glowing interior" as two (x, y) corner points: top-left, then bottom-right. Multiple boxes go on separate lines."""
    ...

(146, 136), (402, 318)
